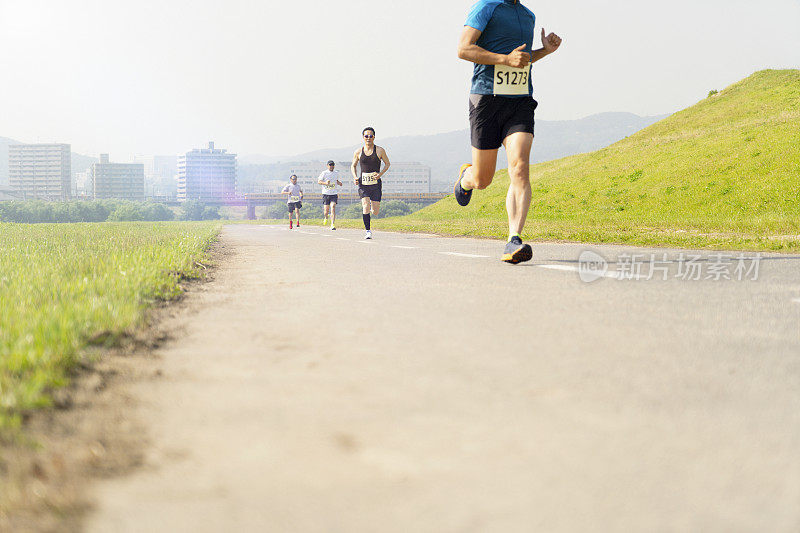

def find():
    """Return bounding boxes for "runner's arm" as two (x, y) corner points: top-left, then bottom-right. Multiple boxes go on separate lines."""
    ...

(351, 150), (360, 183)
(377, 147), (391, 179)
(457, 26), (530, 67)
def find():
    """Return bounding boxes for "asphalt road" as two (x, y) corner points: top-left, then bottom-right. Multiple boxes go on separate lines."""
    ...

(88, 224), (800, 532)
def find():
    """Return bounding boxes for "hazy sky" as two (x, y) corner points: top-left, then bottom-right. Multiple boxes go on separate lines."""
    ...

(1, 0), (798, 160)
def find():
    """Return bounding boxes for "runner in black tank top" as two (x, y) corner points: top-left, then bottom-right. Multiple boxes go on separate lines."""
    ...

(359, 147), (381, 176)
(351, 127), (391, 239)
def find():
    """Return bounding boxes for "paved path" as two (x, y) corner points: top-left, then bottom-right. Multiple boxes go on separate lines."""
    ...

(88, 224), (800, 532)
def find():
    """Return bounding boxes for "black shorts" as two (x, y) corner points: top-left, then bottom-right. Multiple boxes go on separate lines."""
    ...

(469, 94), (538, 150)
(287, 201), (302, 212)
(358, 182), (382, 202)
(322, 194), (338, 205)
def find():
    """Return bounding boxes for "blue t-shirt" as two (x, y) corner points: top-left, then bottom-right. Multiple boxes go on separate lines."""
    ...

(465, 0), (535, 97)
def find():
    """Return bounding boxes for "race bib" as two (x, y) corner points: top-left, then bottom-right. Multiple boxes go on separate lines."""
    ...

(325, 181), (336, 190)
(493, 64), (530, 96)
(290, 195), (300, 203)
(361, 172), (379, 186)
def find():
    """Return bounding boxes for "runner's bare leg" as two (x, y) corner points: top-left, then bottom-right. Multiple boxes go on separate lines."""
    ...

(461, 148), (499, 190)
(503, 131), (533, 236)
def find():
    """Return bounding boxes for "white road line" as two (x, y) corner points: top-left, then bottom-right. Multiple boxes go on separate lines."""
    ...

(439, 252), (490, 258)
(336, 238), (350, 241)
(792, 298), (800, 304)
(538, 264), (588, 274)
(392, 245), (418, 249)
(538, 264), (641, 280)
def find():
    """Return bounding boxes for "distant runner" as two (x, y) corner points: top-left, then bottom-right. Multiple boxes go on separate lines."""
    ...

(281, 174), (303, 229)
(351, 127), (390, 239)
(318, 160), (342, 230)
(453, 0), (562, 263)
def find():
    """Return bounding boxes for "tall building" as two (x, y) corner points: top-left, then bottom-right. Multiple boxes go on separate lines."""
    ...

(289, 160), (431, 194)
(90, 154), (145, 201)
(8, 143), (71, 200)
(177, 142), (237, 201)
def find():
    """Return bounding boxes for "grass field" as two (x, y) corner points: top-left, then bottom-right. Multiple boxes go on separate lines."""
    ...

(0, 221), (221, 437)
(313, 70), (800, 252)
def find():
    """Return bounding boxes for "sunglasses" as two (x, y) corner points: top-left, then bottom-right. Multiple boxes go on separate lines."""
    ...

(363, 134), (374, 138)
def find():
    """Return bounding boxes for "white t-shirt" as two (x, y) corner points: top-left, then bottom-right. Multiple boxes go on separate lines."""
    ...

(318, 170), (341, 195)
(282, 183), (302, 204)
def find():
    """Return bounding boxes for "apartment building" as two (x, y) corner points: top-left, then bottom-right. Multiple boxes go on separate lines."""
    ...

(90, 154), (145, 200)
(8, 143), (71, 200)
(177, 142), (237, 201)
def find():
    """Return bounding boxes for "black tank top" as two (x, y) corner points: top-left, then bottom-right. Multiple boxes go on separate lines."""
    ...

(360, 147), (381, 175)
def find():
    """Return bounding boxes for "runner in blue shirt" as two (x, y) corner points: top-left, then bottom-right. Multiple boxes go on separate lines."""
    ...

(453, 0), (562, 264)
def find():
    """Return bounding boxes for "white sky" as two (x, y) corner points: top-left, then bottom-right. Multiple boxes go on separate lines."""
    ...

(1, 0), (798, 160)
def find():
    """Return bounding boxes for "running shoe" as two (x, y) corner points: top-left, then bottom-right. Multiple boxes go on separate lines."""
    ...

(502, 236), (533, 264)
(365, 230), (372, 240)
(331, 225), (336, 230)
(289, 220), (293, 229)
(453, 164), (473, 207)
(323, 217), (328, 225)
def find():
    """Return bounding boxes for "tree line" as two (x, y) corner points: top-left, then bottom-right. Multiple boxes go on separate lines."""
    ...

(261, 199), (425, 220)
(0, 200), (221, 223)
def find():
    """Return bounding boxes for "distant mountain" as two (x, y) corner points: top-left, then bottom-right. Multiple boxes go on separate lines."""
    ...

(71, 152), (98, 175)
(240, 112), (669, 191)
(0, 136), (97, 187)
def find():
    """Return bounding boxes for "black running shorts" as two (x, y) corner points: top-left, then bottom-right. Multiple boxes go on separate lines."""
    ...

(287, 201), (302, 212)
(469, 94), (538, 150)
(322, 194), (338, 205)
(358, 182), (382, 202)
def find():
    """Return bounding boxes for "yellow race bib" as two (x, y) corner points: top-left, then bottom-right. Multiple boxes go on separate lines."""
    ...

(361, 172), (379, 186)
(493, 64), (530, 96)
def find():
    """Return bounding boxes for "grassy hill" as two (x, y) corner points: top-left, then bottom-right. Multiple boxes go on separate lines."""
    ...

(375, 69), (800, 251)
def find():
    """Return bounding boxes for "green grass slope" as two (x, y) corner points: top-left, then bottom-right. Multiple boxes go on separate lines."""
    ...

(383, 69), (800, 251)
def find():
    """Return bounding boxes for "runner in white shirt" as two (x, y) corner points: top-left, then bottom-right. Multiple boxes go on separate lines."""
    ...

(317, 160), (343, 230)
(281, 174), (303, 229)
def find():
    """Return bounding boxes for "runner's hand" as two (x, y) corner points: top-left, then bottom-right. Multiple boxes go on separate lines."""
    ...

(541, 28), (562, 54)
(505, 43), (530, 68)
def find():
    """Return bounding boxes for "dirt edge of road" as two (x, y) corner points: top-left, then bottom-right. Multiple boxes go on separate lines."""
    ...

(0, 240), (228, 533)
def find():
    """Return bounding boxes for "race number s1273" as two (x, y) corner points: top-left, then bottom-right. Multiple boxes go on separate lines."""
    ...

(493, 64), (530, 96)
